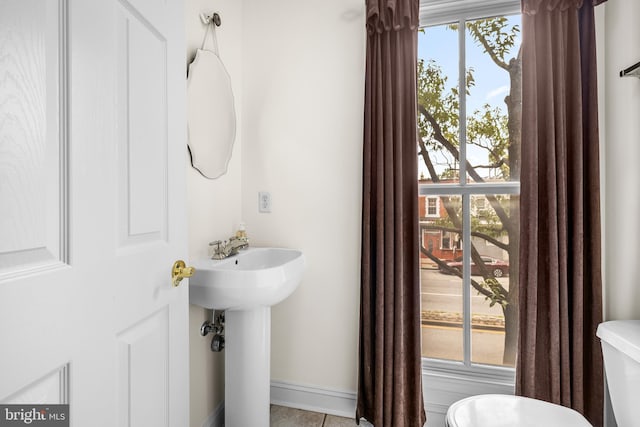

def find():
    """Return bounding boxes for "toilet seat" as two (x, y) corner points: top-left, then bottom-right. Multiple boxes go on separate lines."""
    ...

(446, 394), (592, 427)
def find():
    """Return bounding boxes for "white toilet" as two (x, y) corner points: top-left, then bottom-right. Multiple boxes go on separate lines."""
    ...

(597, 320), (640, 427)
(446, 320), (640, 427)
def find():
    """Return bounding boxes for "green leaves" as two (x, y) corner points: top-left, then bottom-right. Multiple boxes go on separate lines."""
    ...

(466, 17), (520, 70)
(480, 278), (509, 308)
(467, 104), (510, 179)
(418, 59), (459, 146)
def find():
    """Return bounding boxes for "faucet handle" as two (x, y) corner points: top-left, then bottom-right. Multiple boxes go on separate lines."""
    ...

(209, 240), (225, 256)
(209, 240), (228, 260)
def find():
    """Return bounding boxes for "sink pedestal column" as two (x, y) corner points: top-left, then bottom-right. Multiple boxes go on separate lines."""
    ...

(224, 307), (271, 427)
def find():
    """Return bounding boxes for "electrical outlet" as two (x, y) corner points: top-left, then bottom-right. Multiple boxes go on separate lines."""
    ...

(258, 191), (271, 213)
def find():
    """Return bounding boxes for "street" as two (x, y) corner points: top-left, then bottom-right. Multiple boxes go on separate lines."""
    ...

(421, 267), (509, 317)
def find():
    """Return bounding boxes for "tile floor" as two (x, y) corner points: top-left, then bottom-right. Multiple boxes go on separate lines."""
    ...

(270, 405), (361, 427)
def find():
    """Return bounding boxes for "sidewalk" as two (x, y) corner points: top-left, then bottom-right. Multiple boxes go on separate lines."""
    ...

(422, 310), (505, 331)
(421, 310), (510, 366)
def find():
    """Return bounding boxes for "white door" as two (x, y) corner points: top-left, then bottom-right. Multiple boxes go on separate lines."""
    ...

(0, 0), (189, 426)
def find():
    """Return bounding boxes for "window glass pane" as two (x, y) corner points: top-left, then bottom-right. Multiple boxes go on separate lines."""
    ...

(418, 23), (460, 183)
(470, 194), (519, 367)
(420, 195), (463, 361)
(465, 15), (522, 183)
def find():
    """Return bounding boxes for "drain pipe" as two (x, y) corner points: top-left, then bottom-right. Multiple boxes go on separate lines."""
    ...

(201, 310), (225, 352)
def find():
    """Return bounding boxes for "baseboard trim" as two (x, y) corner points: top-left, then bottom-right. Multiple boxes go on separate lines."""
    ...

(425, 401), (450, 415)
(201, 400), (224, 427)
(270, 380), (357, 419)
(204, 374), (508, 427)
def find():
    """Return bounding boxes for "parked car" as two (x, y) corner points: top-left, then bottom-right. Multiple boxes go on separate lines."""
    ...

(439, 256), (509, 278)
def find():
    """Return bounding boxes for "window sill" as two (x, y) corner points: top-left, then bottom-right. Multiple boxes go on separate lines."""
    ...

(422, 358), (515, 386)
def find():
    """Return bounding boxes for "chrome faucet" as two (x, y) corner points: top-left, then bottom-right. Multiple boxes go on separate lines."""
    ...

(209, 236), (249, 260)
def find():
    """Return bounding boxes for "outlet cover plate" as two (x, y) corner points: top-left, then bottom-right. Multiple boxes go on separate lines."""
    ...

(259, 191), (271, 213)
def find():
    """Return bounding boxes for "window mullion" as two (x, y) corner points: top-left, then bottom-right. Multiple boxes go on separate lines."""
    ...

(458, 18), (473, 367)
(458, 18), (466, 186)
(462, 194), (472, 366)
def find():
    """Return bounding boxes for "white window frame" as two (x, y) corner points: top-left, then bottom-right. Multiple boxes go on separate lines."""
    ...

(418, 0), (521, 391)
(426, 196), (439, 217)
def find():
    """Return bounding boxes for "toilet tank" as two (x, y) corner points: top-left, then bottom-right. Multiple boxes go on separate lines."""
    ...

(597, 320), (640, 427)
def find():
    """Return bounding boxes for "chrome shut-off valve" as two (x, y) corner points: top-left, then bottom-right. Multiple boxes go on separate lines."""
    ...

(201, 310), (225, 352)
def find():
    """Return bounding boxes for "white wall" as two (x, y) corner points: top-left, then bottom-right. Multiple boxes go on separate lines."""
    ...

(241, 0), (366, 394)
(599, 5), (640, 424)
(185, 0), (244, 425)
(601, 0), (640, 321)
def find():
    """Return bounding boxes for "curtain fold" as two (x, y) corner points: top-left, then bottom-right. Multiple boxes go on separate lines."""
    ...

(517, 0), (605, 426)
(357, 0), (426, 425)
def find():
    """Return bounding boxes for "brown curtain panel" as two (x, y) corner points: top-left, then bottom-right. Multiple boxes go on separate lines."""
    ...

(356, 0), (426, 426)
(517, 0), (606, 426)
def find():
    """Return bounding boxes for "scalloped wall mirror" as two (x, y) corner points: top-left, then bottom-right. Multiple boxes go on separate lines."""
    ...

(187, 18), (236, 179)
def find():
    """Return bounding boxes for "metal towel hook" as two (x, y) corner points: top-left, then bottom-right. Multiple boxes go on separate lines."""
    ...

(200, 12), (221, 27)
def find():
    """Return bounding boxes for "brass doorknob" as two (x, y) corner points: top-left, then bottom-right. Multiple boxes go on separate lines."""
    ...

(172, 260), (195, 287)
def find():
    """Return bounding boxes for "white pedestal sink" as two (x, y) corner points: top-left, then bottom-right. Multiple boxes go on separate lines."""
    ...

(189, 247), (305, 427)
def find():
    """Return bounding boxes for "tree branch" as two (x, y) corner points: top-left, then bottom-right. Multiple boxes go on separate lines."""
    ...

(420, 248), (494, 299)
(470, 159), (506, 170)
(419, 104), (513, 229)
(418, 136), (440, 182)
(419, 223), (509, 251)
(467, 137), (504, 161)
(467, 26), (509, 71)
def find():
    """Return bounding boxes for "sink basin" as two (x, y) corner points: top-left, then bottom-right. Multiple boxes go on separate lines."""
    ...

(189, 247), (305, 310)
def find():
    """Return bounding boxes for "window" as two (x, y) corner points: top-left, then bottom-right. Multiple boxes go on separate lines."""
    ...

(418, 3), (521, 370)
(426, 197), (438, 216)
(441, 233), (451, 249)
(473, 195), (487, 213)
(440, 231), (461, 250)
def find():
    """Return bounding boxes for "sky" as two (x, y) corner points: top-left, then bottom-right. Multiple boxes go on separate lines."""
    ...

(417, 15), (521, 179)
